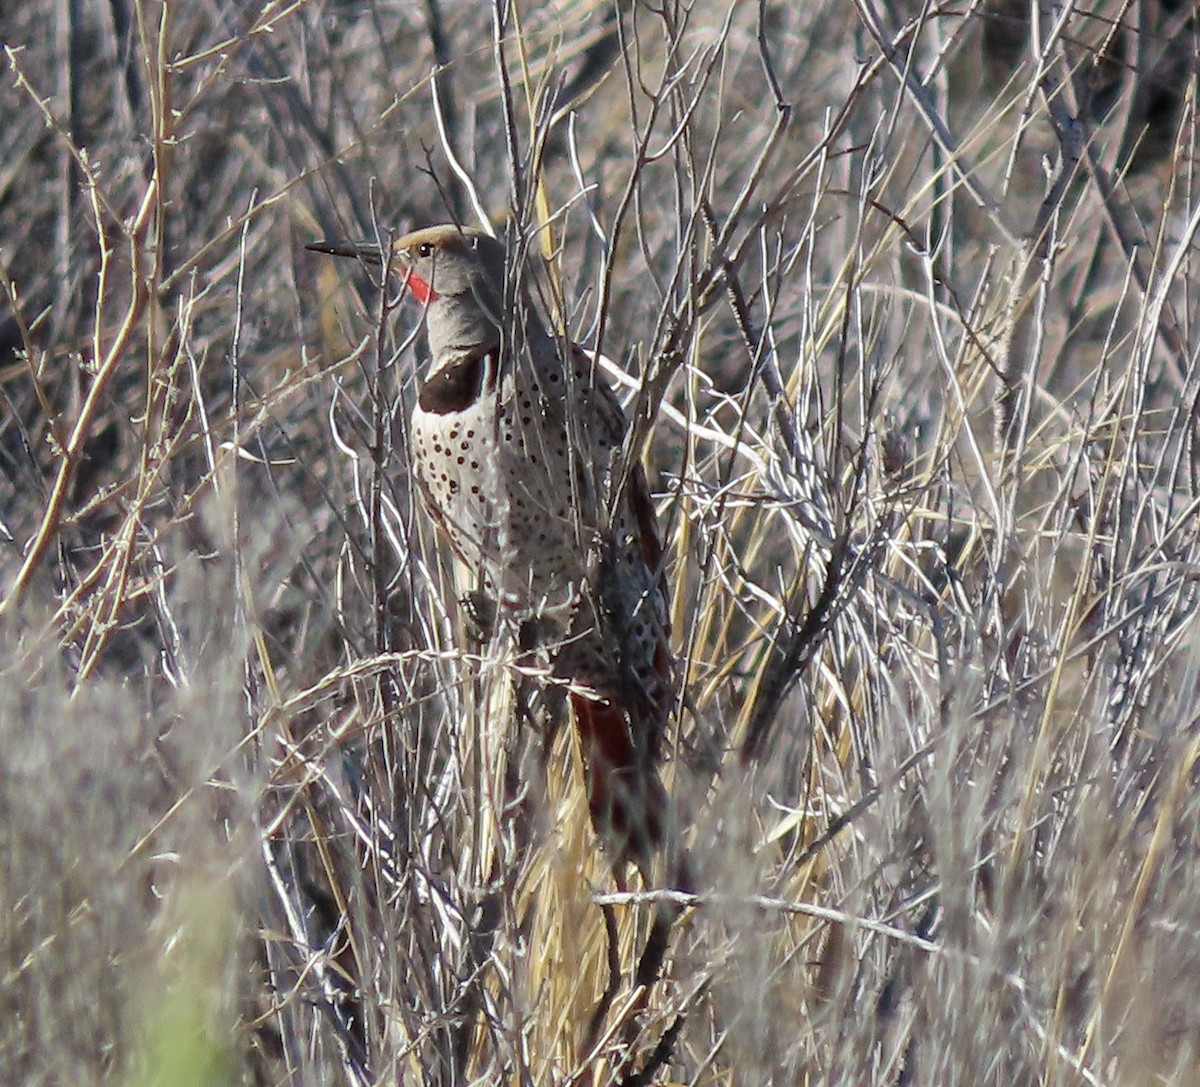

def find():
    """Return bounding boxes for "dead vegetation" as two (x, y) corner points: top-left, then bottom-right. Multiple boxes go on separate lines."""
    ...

(4, 1), (1200, 1084)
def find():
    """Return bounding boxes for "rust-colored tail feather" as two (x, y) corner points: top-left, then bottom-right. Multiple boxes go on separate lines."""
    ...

(569, 691), (665, 871)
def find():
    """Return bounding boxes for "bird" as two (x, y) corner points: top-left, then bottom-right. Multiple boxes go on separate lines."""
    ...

(310, 224), (676, 878)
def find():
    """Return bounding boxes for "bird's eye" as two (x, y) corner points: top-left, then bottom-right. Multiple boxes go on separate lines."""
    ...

(417, 242), (433, 257)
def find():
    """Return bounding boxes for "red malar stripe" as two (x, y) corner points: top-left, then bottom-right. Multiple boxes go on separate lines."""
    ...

(405, 271), (439, 304)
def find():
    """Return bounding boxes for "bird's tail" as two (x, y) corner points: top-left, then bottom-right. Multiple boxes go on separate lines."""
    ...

(569, 690), (666, 874)
(571, 687), (692, 1037)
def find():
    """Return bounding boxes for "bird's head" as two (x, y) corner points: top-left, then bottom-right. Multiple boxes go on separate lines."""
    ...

(310, 224), (540, 363)
(390, 225), (504, 309)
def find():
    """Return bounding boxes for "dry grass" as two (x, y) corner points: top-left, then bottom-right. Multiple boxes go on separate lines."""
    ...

(4, 1), (1200, 1084)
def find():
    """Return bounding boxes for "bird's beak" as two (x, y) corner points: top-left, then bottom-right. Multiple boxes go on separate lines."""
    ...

(308, 238), (438, 303)
(306, 239), (393, 268)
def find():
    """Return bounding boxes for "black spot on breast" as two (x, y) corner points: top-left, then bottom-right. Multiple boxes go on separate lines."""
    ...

(418, 350), (496, 414)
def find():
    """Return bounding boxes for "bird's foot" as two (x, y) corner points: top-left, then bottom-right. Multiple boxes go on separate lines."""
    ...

(459, 590), (497, 645)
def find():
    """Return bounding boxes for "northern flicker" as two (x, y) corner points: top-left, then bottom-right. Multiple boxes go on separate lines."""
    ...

(312, 224), (674, 875)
